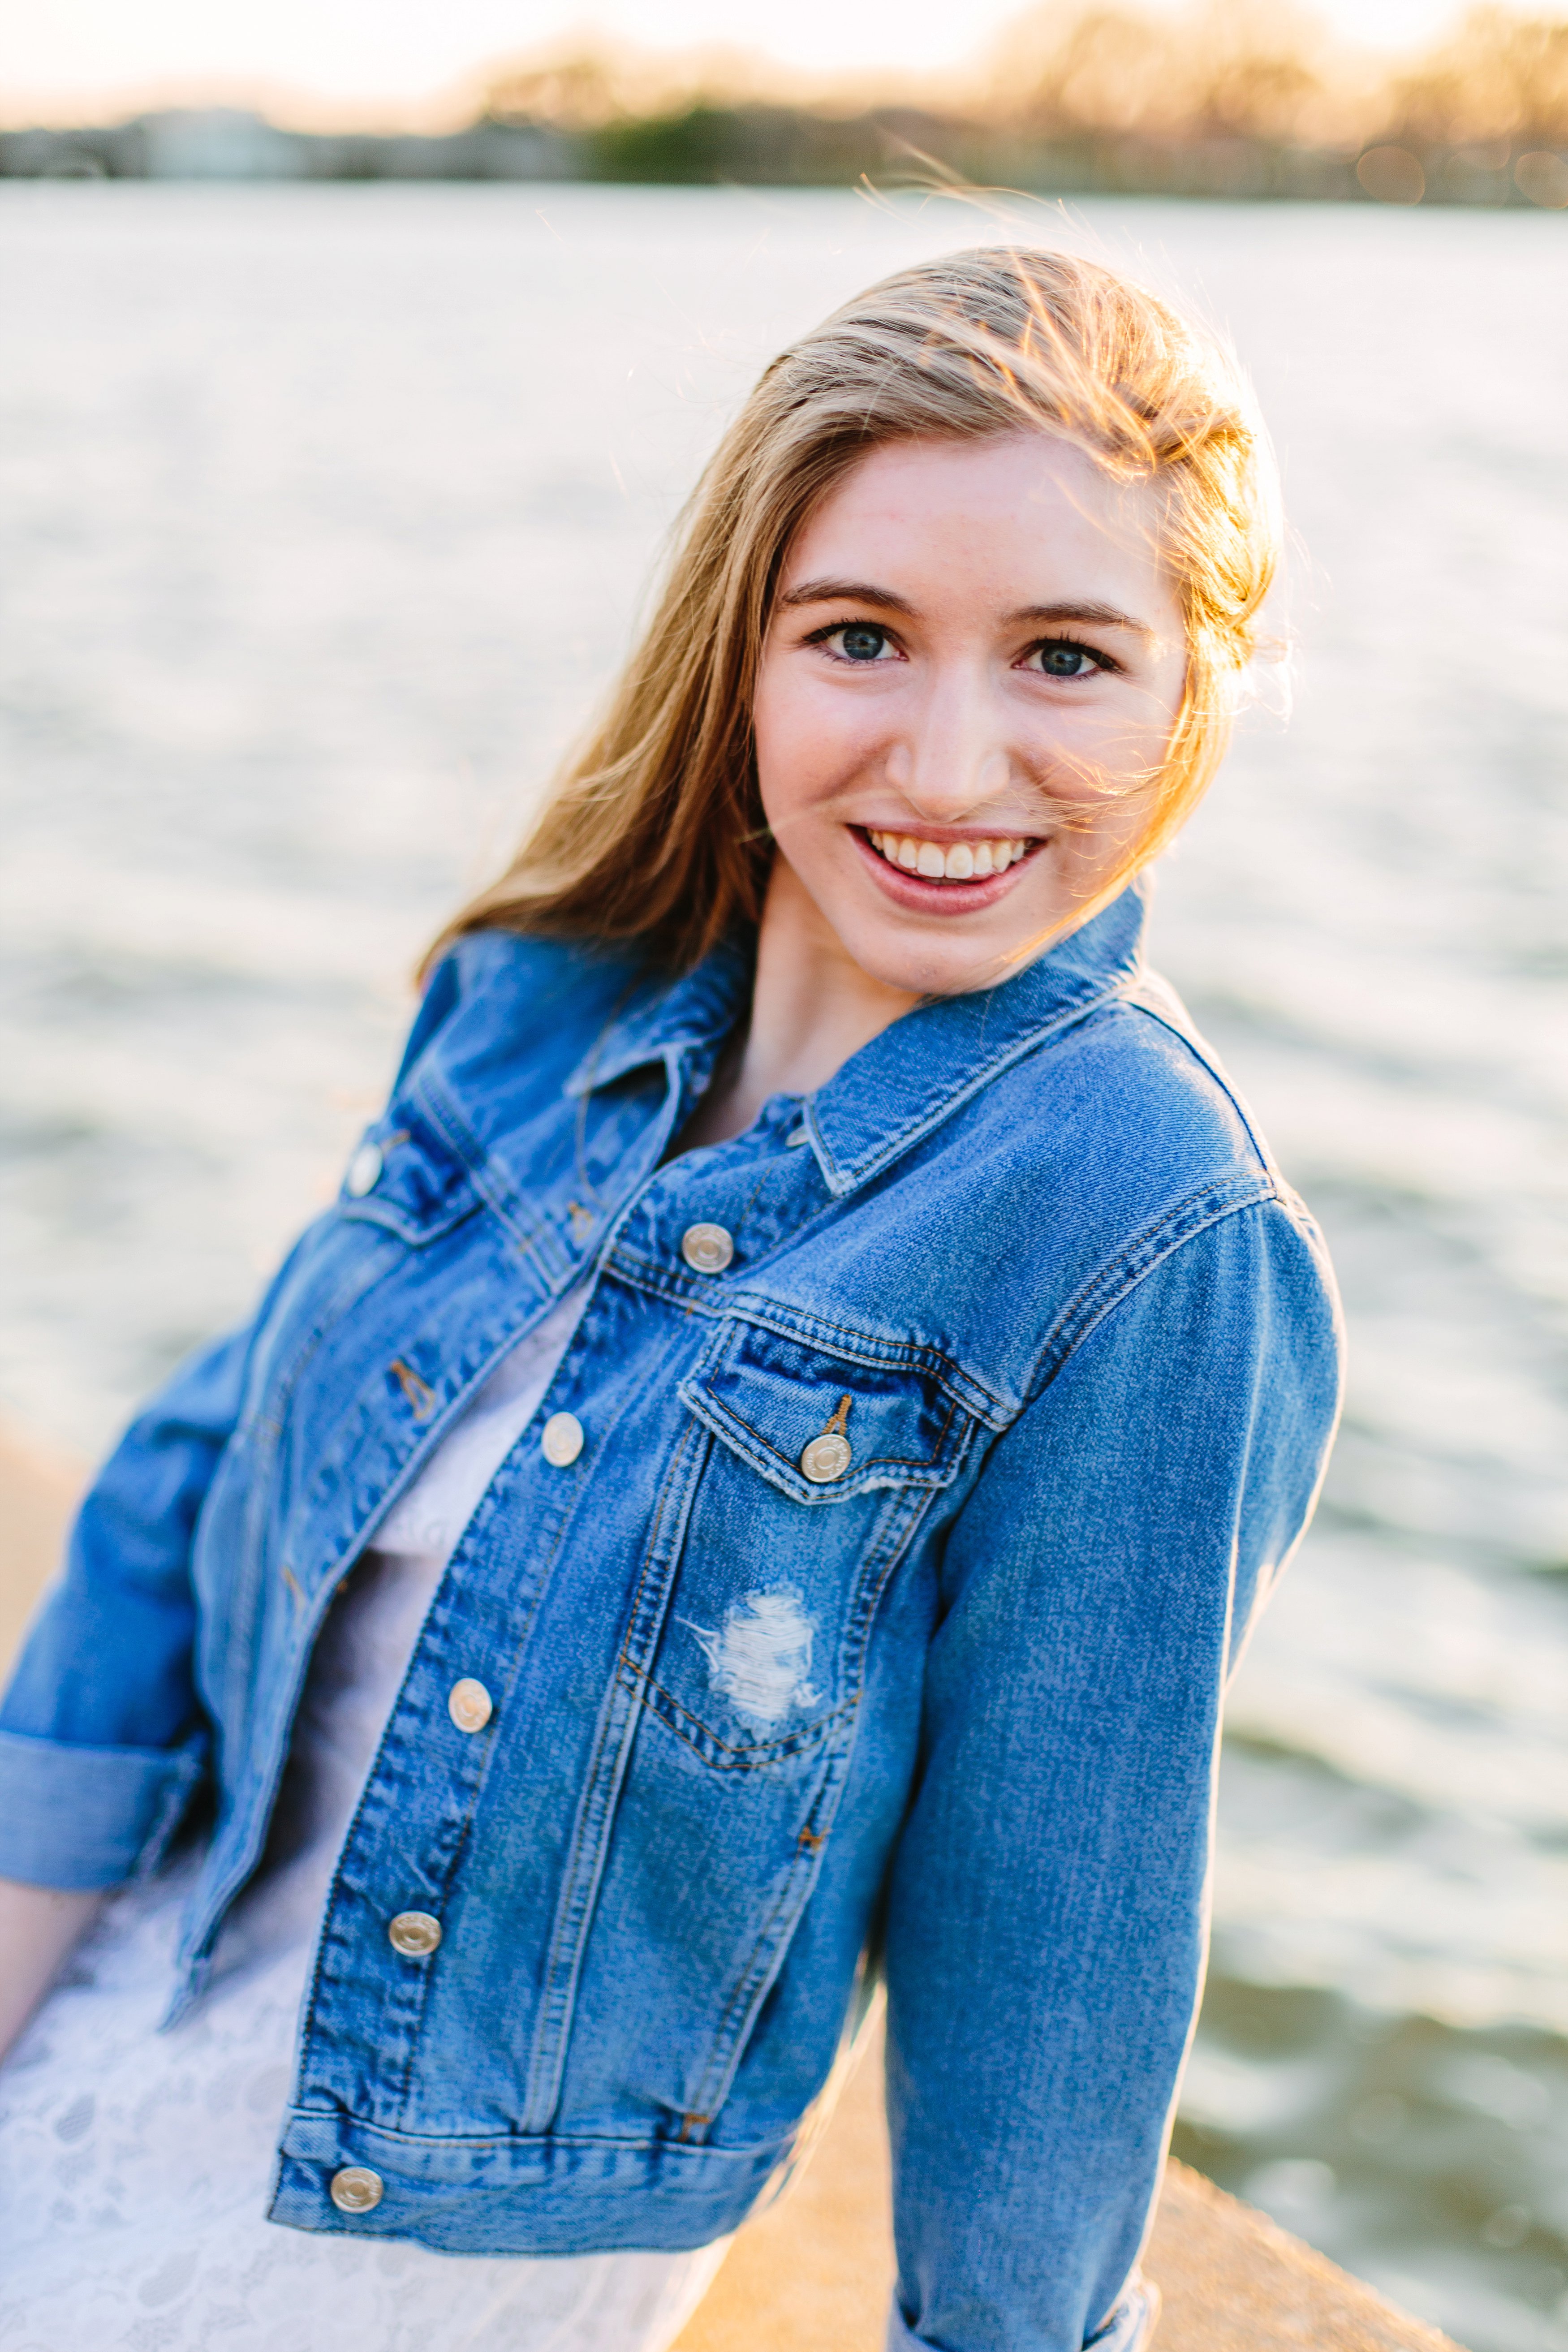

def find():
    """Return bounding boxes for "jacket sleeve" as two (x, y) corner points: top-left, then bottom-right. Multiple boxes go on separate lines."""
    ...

(880, 1194), (1342, 2352)
(0, 1322), (255, 1890)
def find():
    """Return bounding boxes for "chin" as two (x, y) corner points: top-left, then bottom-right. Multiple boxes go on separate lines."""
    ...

(849, 925), (1013, 1000)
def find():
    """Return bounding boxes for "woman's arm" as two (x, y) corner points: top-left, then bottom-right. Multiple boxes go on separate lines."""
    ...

(881, 1197), (1341, 2352)
(0, 1878), (103, 2065)
(0, 1317), (258, 1890)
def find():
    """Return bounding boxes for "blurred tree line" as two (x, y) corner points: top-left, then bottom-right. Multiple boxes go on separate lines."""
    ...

(481, 1), (1568, 204)
(5, 0), (1567, 206)
(487, 0), (1568, 204)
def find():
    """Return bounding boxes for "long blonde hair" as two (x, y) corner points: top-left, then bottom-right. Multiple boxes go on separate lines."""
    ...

(431, 244), (1279, 974)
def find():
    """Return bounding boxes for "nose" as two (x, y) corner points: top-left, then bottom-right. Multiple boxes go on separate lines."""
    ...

(891, 660), (1011, 822)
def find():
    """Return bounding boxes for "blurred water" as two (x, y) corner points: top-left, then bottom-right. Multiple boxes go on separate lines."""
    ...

(0, 182), (1564, 2350)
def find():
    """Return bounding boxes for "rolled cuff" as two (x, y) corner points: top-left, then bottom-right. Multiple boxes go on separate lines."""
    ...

(884, 2275), (1159, 2352)
(0, 1726), (207, 1889)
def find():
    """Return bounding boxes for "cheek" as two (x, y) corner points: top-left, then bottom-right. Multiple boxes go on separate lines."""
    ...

(752, 662), (863, 824)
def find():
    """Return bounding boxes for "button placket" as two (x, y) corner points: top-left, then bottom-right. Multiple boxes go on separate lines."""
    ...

(448, 1677), (493, 1733)
(388, 1910), (443, 1957)
(541, 1411), (584, 1466)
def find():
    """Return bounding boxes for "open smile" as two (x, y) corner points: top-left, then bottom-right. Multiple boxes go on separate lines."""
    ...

(852, 825), (1042, 911)
(867, 828), (1034, 880)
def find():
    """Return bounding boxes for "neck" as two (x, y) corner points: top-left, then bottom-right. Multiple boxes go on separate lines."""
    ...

(681, 858), (921, 1150)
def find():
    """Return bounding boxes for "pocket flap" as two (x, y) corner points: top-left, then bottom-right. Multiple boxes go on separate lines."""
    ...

(680, 1318), (972, 1505)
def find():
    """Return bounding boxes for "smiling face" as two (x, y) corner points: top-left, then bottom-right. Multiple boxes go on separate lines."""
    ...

(751, 431), (1191, 999)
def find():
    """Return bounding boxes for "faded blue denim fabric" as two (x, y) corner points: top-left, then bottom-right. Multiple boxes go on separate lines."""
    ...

(0, 883), (1341, 2352)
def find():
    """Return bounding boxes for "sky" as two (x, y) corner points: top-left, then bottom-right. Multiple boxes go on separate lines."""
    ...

(0, 0), (1472, 124)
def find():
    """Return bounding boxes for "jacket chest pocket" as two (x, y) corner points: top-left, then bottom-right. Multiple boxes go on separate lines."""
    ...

(641, 1318), (976, 1771)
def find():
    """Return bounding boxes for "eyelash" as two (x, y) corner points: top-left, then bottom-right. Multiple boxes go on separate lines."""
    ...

(805, 621), (1118, 676)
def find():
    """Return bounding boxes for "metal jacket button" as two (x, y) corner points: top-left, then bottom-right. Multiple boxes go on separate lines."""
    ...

(330, 2166), (384, 2212)
(681, 1222), (734, 1274)
(541, 1411), (584, 1466)
(345, 1142), (383, 1197)
(448, 1678), (493, 1733)
(801, 1432), (853, 1482)
(801, 1396), (853, 1484)
(388, 1911), (442, 1957)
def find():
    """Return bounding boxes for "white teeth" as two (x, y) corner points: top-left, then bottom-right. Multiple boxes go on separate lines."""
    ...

(866, 830), (1033, 879)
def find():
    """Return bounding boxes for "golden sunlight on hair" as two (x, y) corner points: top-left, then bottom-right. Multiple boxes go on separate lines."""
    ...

(431, 243), (1280, 975)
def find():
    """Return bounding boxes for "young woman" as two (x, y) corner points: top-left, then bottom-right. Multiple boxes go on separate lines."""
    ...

(0, 246), (1340, 2352)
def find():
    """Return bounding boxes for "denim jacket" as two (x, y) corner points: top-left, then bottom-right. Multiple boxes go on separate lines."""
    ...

(0, 883), (1341, 2352)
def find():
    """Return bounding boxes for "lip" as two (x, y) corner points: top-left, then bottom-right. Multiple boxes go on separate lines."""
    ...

(849, 825), (1042, 915)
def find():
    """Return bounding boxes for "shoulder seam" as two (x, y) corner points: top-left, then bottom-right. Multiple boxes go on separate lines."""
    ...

(1111, 982), (1278, 1180)
(1024, 1171), (1282, 1400)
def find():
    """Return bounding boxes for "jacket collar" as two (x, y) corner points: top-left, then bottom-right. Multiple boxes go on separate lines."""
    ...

(563, 934), (754, 1099)
(565, 883), (1148, 1198)
(809, 882), (1148, 1193)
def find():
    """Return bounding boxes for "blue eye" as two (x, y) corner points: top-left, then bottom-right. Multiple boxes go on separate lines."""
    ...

(836, 624), (889, 662)
(1031, 640), (1100, 678)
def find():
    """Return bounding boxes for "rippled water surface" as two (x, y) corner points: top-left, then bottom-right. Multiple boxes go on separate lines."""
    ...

(1, 183), (1565, 2350)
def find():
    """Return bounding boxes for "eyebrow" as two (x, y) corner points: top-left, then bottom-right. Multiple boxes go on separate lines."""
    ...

(777, 577), (917, 615)
(777, 578), (1154, 640)
(1007, 600), (1156, 641)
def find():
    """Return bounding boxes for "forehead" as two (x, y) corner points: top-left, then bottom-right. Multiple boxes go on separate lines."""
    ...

(783, 430), (1171, 601)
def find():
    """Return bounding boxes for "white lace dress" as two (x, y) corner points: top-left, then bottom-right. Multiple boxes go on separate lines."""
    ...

(0, 1291), (731, 2352)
